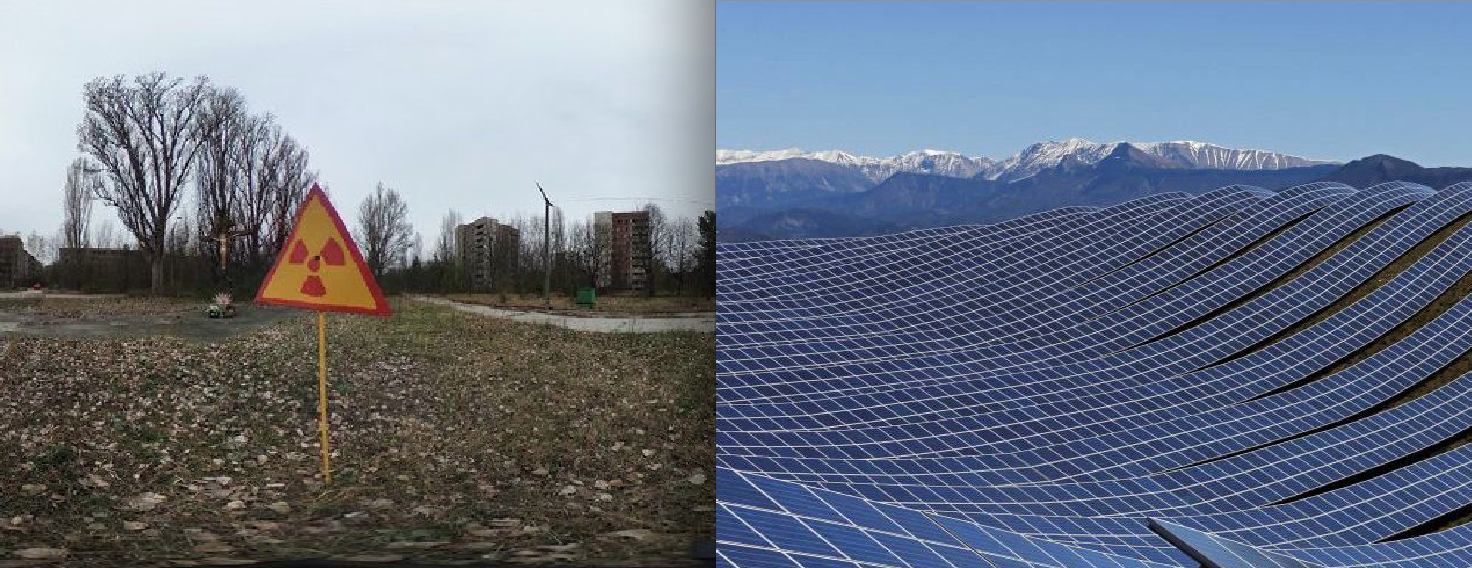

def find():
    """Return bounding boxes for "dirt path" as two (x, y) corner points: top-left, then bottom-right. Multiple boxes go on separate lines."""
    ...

(413, 295), (715, 333)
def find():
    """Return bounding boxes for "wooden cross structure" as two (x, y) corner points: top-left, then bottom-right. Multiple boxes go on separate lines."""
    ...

(205, 214), (253, 288)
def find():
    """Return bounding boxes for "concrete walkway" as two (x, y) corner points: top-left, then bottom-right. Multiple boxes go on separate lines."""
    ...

(0, 302), (299, 341)
(0, 290), (126, 299)
(413, 295), (715, 333)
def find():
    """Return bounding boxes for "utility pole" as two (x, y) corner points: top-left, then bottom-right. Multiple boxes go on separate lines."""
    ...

(537, 182), (553, 309)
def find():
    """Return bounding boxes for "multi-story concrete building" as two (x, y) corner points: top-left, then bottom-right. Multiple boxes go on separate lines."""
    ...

(455, 217), (520, 291)
(0, 235), (43, 289)
(594, 210), (651, 292)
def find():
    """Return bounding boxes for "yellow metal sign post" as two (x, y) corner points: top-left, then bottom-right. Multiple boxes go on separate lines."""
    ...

(317, 312), (331, 483)
(256, 184), (391, 483)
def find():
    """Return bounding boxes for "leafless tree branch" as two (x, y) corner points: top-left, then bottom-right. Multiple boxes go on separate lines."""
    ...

(78, 72), (211, 294)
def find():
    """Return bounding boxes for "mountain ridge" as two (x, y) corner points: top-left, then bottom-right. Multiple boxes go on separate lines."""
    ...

(716, 139), (1471, 243)
(718, 138), (1338, 183)
(1320, 154), (1472, 189)
(719, 150), (1472, 242)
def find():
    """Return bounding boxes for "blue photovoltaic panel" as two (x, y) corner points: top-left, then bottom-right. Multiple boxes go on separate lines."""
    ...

(1149, 520), (1327, 568)
(718, 183), (1461, 434)
(717, 182), (1472, 567)
(719, 274), (1472, 482)
(718, 184), (1432, 406)
(717, 187), (1461, 466)
(717, 189), (1278, 369)
(738, 371), (1472, 520)
(718, 467), (1183, 568)
(725, 191), (1229, 321)
(718, 194), (1190, 333)
(715, 187), (1336, 381)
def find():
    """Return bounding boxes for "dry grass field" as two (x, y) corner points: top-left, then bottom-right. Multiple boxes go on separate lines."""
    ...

(0, 299), (713, 565)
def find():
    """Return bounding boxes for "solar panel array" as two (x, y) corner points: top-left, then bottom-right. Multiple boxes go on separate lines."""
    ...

(717, 182), (1472, 568)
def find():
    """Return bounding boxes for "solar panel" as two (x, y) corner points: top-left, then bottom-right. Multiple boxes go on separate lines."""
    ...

(720, 207), (1107, 297)
(714, 186), (1344, 379)
(733, 371), (1472, 521)
(737, 192), (1221, 311)
(717, 184), (1434, 407)
(718, 467), (1184, 568)
(717, 238), (1472, 485)
(719, 189), (1271, 351)
(719, 195), (1185, 312)
(719, 206), (1103, 287)
(717, 182), (1472, 567)
(717, 186), (1451, 433)
(1149, 520), (1327, 568)
(1271, 522), (1472, 567)
(718, 188), (1472, 459)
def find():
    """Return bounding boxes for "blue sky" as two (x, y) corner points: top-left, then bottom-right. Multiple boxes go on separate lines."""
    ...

(718, 1), (1472, 166)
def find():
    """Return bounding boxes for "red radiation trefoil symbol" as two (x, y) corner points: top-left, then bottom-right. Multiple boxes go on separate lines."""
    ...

(288, 237), (346, 297)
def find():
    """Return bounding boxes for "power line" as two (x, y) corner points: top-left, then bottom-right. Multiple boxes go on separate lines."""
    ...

(556, 196), (715, 206)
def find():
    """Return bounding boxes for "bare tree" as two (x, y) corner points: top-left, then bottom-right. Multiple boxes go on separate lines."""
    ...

(434, 209), (462, 264)
(191, 88), (315, 273)
(549, 207), (567, 263)
(697, 210), (715, 296)
(170, 210), (196, 254)
(194, 87), (255, 276)
(548, 207), (571, 294)
(78, 72), (212, 295)
(25, 232), (56, 266)
(508, 213), (539, 292)
(641, 203), (668, 296)
(61, 157), (99, 250)
(260, 133), (315, 259)
(571, 218), (608, 290)
(232, 118), (274, 262)
(567, 220), (589, 284)
(235, 117), (279, 263)
(406, 232), (424, 269)
(668, 216), (696, 295)
(355, 183), (414, 278)
(519, 213), (546, 293)
(92, 219), (119, 249)
(194, 88), (249, 225)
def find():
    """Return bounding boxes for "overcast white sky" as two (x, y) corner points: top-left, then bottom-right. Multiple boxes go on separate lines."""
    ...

(0, 0), (714, 254)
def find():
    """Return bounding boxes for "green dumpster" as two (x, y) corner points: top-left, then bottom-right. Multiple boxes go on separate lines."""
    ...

(576, 288), (596, 308)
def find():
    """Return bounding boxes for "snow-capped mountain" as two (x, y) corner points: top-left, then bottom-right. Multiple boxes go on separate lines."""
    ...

(992, 139), (1121, 181)
(996, 139), (1337, 181)
(1138, 141), (1334, 170)
(717, 148), (998, 182)
(718, 139), (1336, 183)
(882, 150), (998, 181)
(716, 149), (813, 164)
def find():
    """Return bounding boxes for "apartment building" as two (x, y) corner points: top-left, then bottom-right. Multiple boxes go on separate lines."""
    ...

(455, 217), (520, 291)
(0, 235), (42, 289)
(594, 210), (651, 292)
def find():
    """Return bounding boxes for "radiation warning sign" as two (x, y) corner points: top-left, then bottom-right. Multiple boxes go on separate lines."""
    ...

(256, 184), (391, 316)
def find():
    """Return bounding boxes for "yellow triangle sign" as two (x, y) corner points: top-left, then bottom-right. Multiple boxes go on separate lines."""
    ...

(256, 184), (391, 316)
